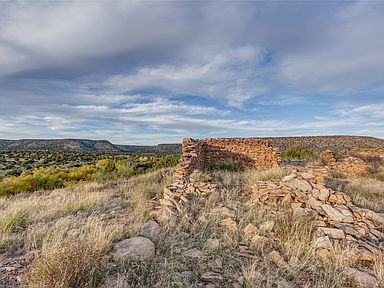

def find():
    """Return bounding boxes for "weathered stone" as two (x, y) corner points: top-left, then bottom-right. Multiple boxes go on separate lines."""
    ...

(205, 238), (220, 251)
(211, 207), (235, 218)
(277, 278), (293, 288)
(307, 196), (323, 210)
(334, 224), (361, 238)
(365, 210), (384, 226)
(321, 204), (345, 222)
(139, 220), (162, 242)
(318, 188), (330, 202)
(312, 220), (327, 227)
(319, 227), (345, 239)
(344, 268), (377, 287)
(267, 250), (288, 269)
(314, 236), (332, 249)
(260, 220), (275, 232)
(207, 258), (223, 272)
(300, 172), (314, 180)
(201, 271), (224, 282)
(250, 235), (269, 246)
(286, 179), (313, 192)
(243, 223), (258, 237)
(334, 205), (355, 223)
(281, 174), (297, 182)
(184, 248), (202, 259)
(358, 248), (375, 262)
(113, 237), (155, 261)
(221, 218), (238, 231)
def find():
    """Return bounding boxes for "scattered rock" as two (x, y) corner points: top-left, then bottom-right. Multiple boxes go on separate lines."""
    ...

(260, 220), (275, 232)
(113, 237), (155, 261)
(314, 236), (332, 249)
(221, 218), (238, 231)
(250, 235), (269, 246)
(205, 238), (220, 251)
(319, 227), (345, 239)
(201, 271), (224, 282)
(139, 220), (162, 242)
(281, 174), (297, 182)
(289, 256), (300, 267)
(211, 207), (235, 218)
(286, 179), (312, 192)
(267, 250), (288, 269)
(184, 248), (202, 259)
(243, 223), (258, 237)
(344, 268), (377, 287)
(207, 259), (223, 272)
(321, 204), (345, 222)
(277, 278), (293, 288)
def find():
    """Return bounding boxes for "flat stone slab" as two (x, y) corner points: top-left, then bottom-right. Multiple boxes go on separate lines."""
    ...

(113, 237), (155, 261)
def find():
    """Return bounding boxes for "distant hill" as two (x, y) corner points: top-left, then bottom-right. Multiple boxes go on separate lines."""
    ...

(0, 139), (181, 154)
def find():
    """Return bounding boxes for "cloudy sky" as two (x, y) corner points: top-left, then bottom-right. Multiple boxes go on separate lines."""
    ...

(1, 1), (383, 144)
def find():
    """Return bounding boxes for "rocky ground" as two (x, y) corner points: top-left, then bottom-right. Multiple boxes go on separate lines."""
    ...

(1, 161), (384, 287)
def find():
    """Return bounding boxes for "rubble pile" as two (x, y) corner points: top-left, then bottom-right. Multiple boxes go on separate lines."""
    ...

(252, 170), (383, 262)
(321, 150), (369, 175)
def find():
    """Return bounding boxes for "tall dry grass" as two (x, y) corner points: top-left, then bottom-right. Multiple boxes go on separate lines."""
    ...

(29, 218), (123, 288)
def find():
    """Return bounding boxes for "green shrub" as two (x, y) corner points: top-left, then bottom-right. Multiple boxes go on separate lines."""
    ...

(150, 154), (180, 171)
(281, 146), (315, 160)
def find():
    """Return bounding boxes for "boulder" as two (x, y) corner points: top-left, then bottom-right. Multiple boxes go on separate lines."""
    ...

(139, 220), (162, 242)
(113, 237), (155, 261)
(344, 268), (377, 287)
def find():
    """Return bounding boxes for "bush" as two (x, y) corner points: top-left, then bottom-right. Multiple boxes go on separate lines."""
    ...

(0, 155), (180, 195)
(150, 154), (180, 171)
(281, 146), (315, 160)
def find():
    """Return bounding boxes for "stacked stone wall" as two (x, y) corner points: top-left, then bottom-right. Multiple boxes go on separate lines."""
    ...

(175, 138), (280, 180)
(202, 138), (280, 170)
(264, 135), (384, 154)
(320, 150), (369, 175)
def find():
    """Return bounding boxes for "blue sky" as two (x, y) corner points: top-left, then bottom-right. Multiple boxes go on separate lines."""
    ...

(0, 1), (383, 144)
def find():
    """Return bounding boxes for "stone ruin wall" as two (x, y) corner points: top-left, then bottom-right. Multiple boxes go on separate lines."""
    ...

(264, 135), (384, 155)
(175, 137), (280, 179)
(174, 136), (384, 179)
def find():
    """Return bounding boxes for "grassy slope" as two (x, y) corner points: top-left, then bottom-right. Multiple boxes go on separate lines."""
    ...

(1, 167), (383, 287)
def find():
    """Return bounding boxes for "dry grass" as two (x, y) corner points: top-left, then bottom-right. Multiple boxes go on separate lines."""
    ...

(0, 166), (378, 287)
(29, 217), (123, 288)
(0, 168), (173, 287)
(0, 207), (29, 232)
(243, 167), (290, 184)
(345, 177), (384, 212)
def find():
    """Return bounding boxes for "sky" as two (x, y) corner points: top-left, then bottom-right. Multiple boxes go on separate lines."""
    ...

(0, 1), (384, 144)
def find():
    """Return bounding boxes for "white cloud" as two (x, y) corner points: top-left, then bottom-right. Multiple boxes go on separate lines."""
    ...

(107, 46), (267, 106)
